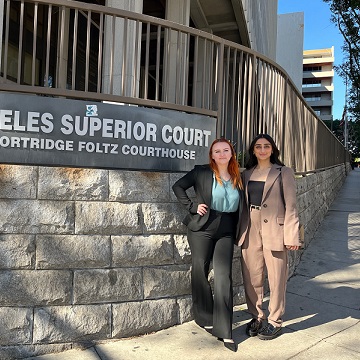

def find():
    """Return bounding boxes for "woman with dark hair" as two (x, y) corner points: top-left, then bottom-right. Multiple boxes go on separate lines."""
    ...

(237, 134), (302, 340)
(173, 138), (243, 352)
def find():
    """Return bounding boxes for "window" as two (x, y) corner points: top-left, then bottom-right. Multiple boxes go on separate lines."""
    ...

(304, 95), (321, 101)
(303, 66), (321, 72)
(302, 80), (322, 88)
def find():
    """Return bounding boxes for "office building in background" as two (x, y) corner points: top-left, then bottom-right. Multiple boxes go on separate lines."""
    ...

(302, 47), (334, 121)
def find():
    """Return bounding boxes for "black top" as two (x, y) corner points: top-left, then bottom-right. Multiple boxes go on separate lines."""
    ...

(248, 180), (265, 206)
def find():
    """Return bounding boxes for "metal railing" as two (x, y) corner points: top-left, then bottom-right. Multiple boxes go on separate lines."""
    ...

(0, 0), (350, 172)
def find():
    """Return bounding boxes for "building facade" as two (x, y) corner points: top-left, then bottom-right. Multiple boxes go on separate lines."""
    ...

(276, 12), (304, 92)
(302, 47), (334, 122)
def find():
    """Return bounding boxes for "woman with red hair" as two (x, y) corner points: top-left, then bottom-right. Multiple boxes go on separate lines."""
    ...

(173, 138), (243, 352)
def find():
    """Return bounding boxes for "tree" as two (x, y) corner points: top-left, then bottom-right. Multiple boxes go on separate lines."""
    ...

(323, 119), (344, 142)
(323, 0), (360, 118)
(348, 119), (360, 156)
(323, 118), (360, 157)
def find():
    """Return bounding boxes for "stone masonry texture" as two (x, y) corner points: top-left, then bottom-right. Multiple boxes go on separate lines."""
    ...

(0, 163), (350, 359)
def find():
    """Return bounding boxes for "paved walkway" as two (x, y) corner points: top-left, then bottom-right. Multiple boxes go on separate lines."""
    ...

(26, 168), (360, 360)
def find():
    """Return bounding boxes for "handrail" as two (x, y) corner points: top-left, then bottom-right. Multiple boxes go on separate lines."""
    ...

(295, 164), (344, 177)
(0, 0), (350, 171)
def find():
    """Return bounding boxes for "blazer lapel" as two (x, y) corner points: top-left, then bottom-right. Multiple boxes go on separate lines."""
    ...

(202, 167), (213, 205)
(262, 164), (282, 203)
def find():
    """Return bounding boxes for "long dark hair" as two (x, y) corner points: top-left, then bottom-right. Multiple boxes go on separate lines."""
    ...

(245, 133), (284, 169)
(209, 138), (243, 189)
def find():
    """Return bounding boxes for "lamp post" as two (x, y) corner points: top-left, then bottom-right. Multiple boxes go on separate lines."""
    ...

(344, 77), (349, 150)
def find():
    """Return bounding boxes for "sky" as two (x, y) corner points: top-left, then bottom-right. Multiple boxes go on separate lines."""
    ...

(278, 0), (346, 120)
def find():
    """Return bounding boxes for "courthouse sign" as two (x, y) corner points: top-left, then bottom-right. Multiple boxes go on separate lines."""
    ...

(0, 93), (216, 172)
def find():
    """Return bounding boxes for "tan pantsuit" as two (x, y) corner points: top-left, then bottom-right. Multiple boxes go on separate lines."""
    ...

(241, 207), (288, 327)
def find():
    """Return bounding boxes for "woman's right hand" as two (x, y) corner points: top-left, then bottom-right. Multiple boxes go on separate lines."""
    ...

(197, 204), (208, 216)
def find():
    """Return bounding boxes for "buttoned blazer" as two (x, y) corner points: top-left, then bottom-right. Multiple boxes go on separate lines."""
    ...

(236, 163), (301, 251)
(172, 164), (243, 233)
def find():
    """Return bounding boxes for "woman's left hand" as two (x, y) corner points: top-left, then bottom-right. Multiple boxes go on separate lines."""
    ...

(197, 203), (208, 216)
(285, 245), (301, 251)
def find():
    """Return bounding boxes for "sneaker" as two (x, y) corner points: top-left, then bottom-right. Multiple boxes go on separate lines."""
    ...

(245, 318), (263, 337)
(257, 324), (282, 340)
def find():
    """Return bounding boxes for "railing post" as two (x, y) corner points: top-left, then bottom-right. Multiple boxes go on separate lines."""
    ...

(249, 53), (256, 137)
(281, 77), (287, 165)
(0, 0), (4, 72)
(216, 43), (224, 137)
(56, 6), (69, 89)
(1, 0), (9, 83)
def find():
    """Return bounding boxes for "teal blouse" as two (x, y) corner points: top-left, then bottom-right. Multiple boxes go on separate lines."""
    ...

(211, 175), (240, 212)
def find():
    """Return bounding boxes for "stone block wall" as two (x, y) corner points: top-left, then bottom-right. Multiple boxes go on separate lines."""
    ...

(0, 163), (348, 359)
(291, 164), (349, 273)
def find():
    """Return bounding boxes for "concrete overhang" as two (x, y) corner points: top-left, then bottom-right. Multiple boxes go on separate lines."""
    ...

(306, 99), (333, 107)
(303, 57), (334, 65)
(190, 0), (250, 46)
(303, 71), (334, 79)
(302, 85), (334, 93)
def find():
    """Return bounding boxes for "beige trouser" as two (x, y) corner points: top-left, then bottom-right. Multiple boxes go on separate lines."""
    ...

(241, 207), (288, 327)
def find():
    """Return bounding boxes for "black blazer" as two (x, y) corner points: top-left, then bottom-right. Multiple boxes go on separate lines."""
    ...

(172, 164), (243, 234)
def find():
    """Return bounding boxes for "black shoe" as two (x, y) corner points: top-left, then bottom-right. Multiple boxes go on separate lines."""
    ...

(257, 324), (282, 340)
(200, 325), (213, 334)
(245, 318), (262, 337)
(223, 340), (237, 352)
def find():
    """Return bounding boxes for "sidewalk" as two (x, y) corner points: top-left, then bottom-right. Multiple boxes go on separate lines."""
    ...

(26, 168), (360, 360)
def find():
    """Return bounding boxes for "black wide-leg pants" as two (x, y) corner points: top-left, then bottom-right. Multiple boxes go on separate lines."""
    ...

(187, 210), (235, 339)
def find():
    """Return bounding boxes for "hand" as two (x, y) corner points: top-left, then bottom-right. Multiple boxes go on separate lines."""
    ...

(197, 204), (208, 216)
(286, 245), (301, 251)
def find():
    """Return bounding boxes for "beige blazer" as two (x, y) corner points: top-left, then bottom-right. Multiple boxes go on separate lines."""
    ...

(236, 163), (302, 251)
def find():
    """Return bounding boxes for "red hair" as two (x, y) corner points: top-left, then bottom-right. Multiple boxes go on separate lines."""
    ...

(209, 138), (243, 190)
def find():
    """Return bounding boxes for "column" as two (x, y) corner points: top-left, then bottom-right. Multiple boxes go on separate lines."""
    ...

(163, 0), (190, 104)
(103, 0), (143, 97)
(193, 28), (213, 109)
